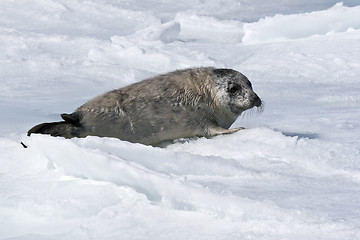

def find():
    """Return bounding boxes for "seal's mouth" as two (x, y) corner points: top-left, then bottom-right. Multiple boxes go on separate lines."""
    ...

(249, 95), (264, 114)
(255, 98), (264, 114)
(257, 101), (264, 113)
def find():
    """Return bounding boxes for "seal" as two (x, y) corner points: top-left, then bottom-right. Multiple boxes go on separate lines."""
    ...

(28, 67), (262, 145)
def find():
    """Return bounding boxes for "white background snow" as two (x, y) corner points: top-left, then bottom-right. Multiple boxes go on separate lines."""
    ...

(1, 0), (360, 239)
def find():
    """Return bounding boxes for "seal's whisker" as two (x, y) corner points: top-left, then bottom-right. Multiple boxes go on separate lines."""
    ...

(258, 101), (265, 114)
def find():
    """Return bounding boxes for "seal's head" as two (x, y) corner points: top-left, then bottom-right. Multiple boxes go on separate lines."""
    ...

(213, 68), (262, 116)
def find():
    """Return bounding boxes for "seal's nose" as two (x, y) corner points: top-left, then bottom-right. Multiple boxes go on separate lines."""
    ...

(253, 95), (262, 107)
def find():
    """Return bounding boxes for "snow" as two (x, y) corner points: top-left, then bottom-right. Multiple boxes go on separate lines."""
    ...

(1, 1), (360, 239)
(242, 2), (360, 43)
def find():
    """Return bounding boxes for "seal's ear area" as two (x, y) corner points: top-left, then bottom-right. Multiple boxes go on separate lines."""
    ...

(61, 112), (80, 124)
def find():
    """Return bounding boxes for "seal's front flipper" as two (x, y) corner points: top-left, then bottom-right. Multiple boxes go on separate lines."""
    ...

(207, 126), (245, 137)
(61, 112), (80, 124)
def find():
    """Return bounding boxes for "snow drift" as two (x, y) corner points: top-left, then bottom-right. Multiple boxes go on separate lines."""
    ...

(242, 2), (360, 43)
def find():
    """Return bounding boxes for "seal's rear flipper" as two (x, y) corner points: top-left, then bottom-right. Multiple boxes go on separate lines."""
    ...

(28, 123), (52, 136)
(61, 112), (80, 123)
(27, 121), (80, 138)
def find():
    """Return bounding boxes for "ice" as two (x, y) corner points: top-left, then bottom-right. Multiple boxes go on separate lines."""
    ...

(1, 1), (360, 239)
(242, 2), (360, 43)
(175, 13), (244, 43)
(0, 0), (160, 38)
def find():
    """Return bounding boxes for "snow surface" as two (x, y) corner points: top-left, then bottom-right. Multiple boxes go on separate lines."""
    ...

(1, 1), (360, 239)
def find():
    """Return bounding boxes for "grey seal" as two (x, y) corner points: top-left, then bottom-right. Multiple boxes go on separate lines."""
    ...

(28, 67), (262, 145)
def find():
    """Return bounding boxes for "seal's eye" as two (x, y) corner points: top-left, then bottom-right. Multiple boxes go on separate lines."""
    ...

(229, 85), (241, 94)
